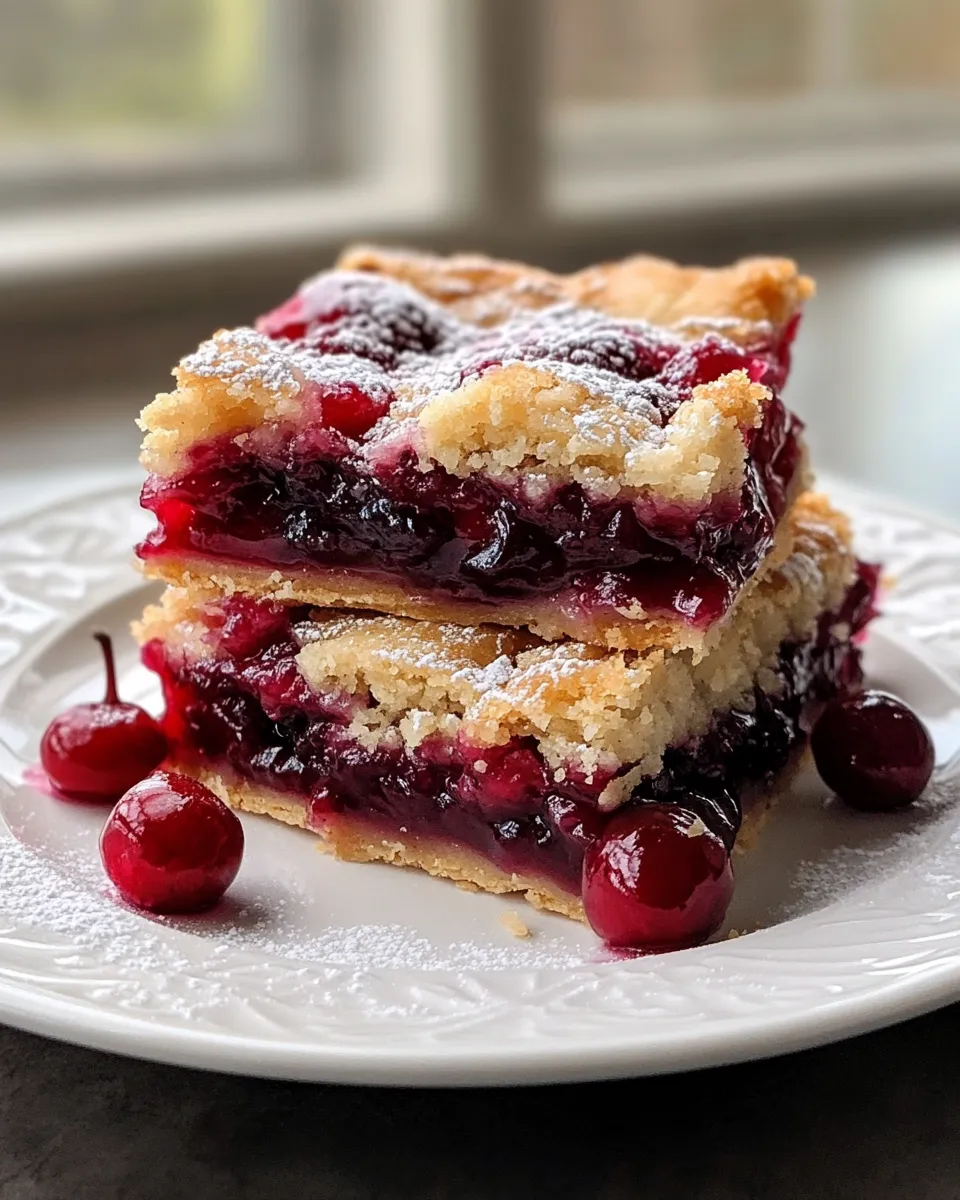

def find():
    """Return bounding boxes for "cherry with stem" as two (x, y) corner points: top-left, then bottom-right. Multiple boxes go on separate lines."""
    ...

(40, 632), (169, 802)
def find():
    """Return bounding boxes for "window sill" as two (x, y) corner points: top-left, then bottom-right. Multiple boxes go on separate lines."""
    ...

(0, 179), (452, 292)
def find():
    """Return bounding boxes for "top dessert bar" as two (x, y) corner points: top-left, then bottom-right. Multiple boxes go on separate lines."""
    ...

(137, 246), (814, 651)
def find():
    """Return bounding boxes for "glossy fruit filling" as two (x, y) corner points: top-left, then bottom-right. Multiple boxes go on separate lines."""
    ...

(139, 405), (801, 629)
(143, 564), (876, 898)
(139, 272), (804, 629)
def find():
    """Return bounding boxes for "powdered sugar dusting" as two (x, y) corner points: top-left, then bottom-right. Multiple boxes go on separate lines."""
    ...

(181, 271), (770, 441)
(182, 327), (301, 396)
(789, 774), (960, 914)
(0, 805), (585, 980)
(0, 833), (233, 1017)
(182, 329), (394, 408)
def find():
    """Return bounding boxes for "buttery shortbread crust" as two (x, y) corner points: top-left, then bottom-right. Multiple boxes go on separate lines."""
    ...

(336, 245), (814, 340)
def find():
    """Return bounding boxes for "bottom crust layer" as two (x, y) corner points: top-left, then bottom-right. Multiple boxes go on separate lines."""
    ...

(142, 554), (722, 655)
(183, 761), (792, 923)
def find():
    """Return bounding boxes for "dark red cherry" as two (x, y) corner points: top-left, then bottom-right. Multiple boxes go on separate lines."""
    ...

(100, 770), (244, 913)
(811, 690), (935, 812)
(313, 383), (388, 440)
(457, 743), (546, 816)
(40, 634), (168, 802)
(582, 804), (733, 950)
(255, 293), (309, 341)
(662, 339), (765, 391)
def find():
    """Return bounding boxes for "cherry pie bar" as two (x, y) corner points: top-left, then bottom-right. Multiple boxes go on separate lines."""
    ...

(137, 247), (814, 652)
(133, 245), (880, 948)
(136, 494), (876, 930)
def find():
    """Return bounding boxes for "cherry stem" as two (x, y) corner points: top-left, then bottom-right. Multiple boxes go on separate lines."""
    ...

(94, 632), (120, 705)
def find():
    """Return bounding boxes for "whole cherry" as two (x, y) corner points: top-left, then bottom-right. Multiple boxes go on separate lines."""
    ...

(582, 804), (733, 950)
(40, 633), (168, 802)
(811, 690), (935, 812)
(100, 770), (244, 913)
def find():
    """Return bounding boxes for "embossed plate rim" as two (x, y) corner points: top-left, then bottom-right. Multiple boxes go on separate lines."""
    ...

(0, 479), (958, 1086)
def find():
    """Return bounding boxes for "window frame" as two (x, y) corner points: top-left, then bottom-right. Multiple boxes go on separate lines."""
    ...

(545, 0), (960, 217)
(0, 0), (357, 213)
(1, 0), (960, 296)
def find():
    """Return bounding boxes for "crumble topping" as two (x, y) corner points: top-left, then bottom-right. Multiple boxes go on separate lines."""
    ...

(414, 363), (763, 501)
(139, 494), (854, 802)
(139, 249), (803, 504)
(337, 245), (814, 339)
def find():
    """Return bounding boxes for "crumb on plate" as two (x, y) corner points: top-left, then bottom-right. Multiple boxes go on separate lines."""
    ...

(499, 910), (532, 938)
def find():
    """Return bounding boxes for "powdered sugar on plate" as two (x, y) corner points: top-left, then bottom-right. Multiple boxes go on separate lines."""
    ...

(0, 767), (590, 982)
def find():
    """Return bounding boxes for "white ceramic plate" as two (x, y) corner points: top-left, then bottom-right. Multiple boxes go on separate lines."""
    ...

(0, 480), (959, 1086)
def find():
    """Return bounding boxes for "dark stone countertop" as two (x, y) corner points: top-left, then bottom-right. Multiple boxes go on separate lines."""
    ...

(0, 1005), (957, 1200)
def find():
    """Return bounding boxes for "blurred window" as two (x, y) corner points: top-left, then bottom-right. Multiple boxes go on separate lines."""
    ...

(0, 0), (347, 209)
(853, 0), (960, 89)
(550, 0), (813, 104)
(547, 0), (960, 211)
(1, 0), (959, 251)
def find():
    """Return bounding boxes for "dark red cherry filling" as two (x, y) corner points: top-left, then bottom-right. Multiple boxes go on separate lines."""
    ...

(140, 273), (803, 629)
(100, 769), (244, 913)
(811, 690), (935, 811)
(144, 568), (874, 931)
(304, 382), (390, 440)
(40, 633), (168, 802)
(139, 398), (801, 629)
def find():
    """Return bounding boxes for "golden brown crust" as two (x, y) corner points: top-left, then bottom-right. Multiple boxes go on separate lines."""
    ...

(336, 245), (814, 340)
(191, 766), (586, 920)
(137, 494), (855, 792)
(335, 245), (570, 328)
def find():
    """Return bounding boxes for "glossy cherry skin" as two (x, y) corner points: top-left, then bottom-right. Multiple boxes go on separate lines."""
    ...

(100, 771), (244, 914)
(40, 633), (168, 802)
(811, 690), (935, 812)
(310, 383), (388, 440)
(582, 804), (734, 950)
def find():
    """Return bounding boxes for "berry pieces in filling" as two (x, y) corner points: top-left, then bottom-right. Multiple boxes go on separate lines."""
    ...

(134, 494), (874, 938)
(137, 250), (811, 651)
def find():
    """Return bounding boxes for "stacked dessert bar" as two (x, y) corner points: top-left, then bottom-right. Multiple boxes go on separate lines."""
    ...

(134, 246), (876, 941)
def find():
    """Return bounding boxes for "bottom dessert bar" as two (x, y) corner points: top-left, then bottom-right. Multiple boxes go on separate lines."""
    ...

(135, 494), (876, 926)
